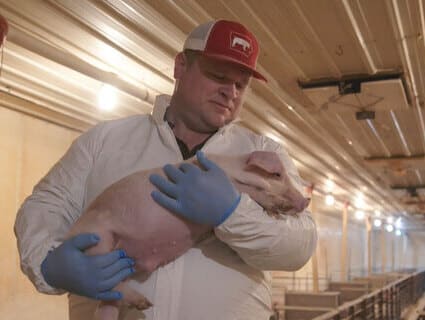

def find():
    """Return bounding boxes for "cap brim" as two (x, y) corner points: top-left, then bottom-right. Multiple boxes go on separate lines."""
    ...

(200, 52), (267, 82)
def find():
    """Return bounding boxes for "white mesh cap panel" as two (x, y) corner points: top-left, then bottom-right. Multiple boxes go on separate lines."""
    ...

(183, 20), (217, 51)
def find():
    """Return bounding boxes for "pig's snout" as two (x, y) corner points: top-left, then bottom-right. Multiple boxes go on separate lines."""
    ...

(297, 197), (310, 212)
(283, 188), (310, 214)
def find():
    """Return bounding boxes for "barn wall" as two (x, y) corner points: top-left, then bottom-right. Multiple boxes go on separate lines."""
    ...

(0, 106), (78, 319)
(272, 210), (368, 292)
(271, 206), (424, 293)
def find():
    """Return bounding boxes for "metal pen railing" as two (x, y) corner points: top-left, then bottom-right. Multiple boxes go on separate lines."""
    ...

(310, 270), (425, 320)
(272, 268), (419, 293)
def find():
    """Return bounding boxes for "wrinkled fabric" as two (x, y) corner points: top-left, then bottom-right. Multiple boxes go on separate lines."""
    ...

(15, 94), (317, 320)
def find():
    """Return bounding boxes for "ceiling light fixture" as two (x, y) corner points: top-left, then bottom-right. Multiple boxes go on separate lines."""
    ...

(386, 224), (394, 233)
(98, 84), (117, 111)
(373, 219), (382, 228)
(325, 194), (335, 206)
(395, 217), (402, 228)
(325, 179), (335, 192)
(355, 210), (365, 220)
(355, 194), (365, 209)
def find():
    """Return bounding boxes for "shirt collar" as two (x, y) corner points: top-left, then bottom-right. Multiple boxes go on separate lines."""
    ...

(152, 94), (171, 126)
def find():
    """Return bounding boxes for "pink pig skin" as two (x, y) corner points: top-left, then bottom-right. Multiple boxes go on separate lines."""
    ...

(67, 151), (309, 320)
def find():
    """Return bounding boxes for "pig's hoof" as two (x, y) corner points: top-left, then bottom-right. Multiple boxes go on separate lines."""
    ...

(128, 298), (153, 310)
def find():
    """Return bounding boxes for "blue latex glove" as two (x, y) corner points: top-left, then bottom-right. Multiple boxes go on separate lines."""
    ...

(149, 151), (241, 226)
(41, 233), (135, 300)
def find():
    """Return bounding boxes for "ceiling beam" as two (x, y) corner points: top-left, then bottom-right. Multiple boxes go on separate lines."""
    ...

(364, 155), (425, 170)
(7, 26), (156, 104)
(391, 185), (425, 190)
(0, 91), (89, 132)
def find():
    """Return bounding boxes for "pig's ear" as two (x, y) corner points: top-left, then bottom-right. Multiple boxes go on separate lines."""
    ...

(246, 151), (284, 176)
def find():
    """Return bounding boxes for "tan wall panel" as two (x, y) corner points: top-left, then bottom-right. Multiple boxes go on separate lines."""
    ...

(316, 212), (367, 280)
(0, 108), (23, 301)
(0, 107), (79, 319)
(395, 231), (425, 270)
(272, 210), (368, 291)
(272, 205), (425, 296)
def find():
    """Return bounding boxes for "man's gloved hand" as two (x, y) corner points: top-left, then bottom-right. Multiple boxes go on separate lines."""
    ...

(149, 151), (241, 226)
(41, 233), (135, 300)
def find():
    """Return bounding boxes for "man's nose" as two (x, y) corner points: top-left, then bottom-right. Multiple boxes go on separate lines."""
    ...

(220, 83), (239, 99)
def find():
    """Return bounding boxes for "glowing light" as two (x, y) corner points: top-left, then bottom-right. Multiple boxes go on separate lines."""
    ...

(354, 195), (365, 209)
(98, 84), (117, 111)
(374, 210), (381, 217)
(386, 224), (394, 233)
(325, 179), (335, 192)
(355, 210), (365, 220)
(395, 217), (402, 228)
(386, 216), (394, 224)
(395, 229), (402, 236)
(98, 42), (122, 66)
(325, 194), (335, 206)
(373, 219), (382, 228)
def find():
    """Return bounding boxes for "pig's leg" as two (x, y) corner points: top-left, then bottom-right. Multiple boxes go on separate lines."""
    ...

(78, 227), (121, 320)
(80, 225), (151, 319)
(94, 301), (120, 320)
(106, 280), (153, 310)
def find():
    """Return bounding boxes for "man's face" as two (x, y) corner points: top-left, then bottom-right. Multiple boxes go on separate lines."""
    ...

(173, 53), (252, 133)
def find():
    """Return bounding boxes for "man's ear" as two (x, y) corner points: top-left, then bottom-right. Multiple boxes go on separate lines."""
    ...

(174, 52), (187, 80)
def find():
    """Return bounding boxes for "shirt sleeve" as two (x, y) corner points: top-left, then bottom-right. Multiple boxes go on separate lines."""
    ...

(214, 139), (317, 271)
(14, 126), (100, 294)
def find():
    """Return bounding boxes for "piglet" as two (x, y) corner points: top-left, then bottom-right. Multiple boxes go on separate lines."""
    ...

(67, 151), (309, 320)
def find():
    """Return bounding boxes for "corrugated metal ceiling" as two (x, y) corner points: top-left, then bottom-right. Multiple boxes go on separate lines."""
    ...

(1, 0), (425, 230)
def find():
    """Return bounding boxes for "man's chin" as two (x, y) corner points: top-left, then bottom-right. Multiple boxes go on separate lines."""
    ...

(209, 117), (229, 130)
(201, 113), (234, 131)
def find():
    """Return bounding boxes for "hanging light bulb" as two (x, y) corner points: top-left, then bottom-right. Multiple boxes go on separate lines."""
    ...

(325, 179), (335, 192)
(98, 84), (117, 111)
(373, 219), (382, 228)
(325, 194), (335, 206)
(395, 229), (402, 236)
(355, 210), (365, 220)
(354, 193), (365, 209)
(386, 216), (394, 224)
(395, 217), (402, 228)
(386, 224), (394, 233)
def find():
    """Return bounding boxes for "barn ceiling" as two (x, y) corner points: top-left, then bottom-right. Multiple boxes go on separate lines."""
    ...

(1, 0), (425, 231)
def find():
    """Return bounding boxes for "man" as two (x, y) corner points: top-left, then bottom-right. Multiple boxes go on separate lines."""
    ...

(15, 20), (317, 319)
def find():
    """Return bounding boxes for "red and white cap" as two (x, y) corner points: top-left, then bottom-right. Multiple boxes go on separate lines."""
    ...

(183, 20), (267, 82)
(0, 14), (8, 48)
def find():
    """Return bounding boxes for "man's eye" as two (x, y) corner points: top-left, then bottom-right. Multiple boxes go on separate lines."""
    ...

(236, 82), (247, 90)
(208, 72), (226, 81)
